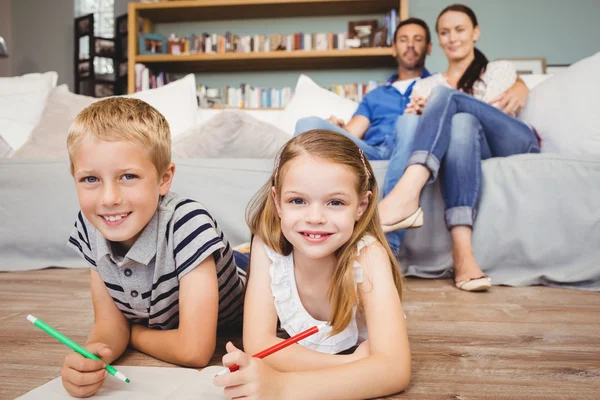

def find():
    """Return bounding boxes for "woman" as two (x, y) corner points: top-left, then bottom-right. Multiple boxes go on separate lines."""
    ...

(378, 4), (540, 291)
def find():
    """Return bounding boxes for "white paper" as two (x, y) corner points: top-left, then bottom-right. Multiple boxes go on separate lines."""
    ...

(17, 366), (226, 400)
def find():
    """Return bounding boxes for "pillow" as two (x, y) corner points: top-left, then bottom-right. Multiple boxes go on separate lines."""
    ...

(0, 71), (58, 153)
(272, 74), (358, 135)
(519, 52), (600, 156)
(519, 74), (553, 89)
(14, 75), (200, 159)
(172, 110), (289, 158)
(12, 85), (96, 159)
(128, 73), (198, 138)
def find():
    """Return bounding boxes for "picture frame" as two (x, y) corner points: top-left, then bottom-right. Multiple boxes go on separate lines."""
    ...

(372, 27), (388, 48)
(78, 61), (91, 78)
(95, 38), (116, 58)
(348, 19), (378, 48)
(138, 33), (167, 55)
(498, 57), (547, 75)
(75, 13), (93, 37)
(95, 83), (115, 98)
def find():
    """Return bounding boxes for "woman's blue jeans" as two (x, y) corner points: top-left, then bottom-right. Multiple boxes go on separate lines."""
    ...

(294, 115), (420, 251)
(405, 86), (540, 229)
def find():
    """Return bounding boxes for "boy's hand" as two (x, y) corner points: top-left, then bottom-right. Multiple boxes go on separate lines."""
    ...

(214, 341), (285, 400)
(61, 342), (112, 398)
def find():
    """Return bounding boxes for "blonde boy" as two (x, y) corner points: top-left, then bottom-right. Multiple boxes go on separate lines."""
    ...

(63, 98), (246, 397)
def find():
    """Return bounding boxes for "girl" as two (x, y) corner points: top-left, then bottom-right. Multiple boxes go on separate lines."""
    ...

(377, 4), (540, 291)
(214, 130), (411, 399)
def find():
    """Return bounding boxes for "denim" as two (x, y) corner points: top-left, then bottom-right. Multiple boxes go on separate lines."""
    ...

(406, 86), (540, 228)
(294, 115), (421, 252)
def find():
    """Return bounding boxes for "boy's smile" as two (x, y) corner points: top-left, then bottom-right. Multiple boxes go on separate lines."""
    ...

(72, 136), (173, 251)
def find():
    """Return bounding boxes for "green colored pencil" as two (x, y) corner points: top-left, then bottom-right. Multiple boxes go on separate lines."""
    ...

(26, 314), (130, 383)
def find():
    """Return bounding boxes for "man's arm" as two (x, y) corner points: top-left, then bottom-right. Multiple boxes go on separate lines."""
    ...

(328, 115), (370, 140)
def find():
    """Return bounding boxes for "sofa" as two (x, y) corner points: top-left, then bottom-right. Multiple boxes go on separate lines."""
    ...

(1, 52), (599, 290)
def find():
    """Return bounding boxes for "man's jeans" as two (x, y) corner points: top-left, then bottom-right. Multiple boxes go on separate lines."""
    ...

(294, 115), (421, 251)
(406, 86), (540, 229)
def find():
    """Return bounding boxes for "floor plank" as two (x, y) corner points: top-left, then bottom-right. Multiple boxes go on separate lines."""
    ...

(1, 268), (599, 399)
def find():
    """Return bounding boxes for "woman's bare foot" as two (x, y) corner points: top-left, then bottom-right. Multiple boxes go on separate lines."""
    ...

(378, 165), (430, 226)
(451, 226), (487, 283)
(453, 251), (486, 283)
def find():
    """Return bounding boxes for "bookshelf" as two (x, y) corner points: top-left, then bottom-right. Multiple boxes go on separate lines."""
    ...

(127, 0), (408, 93)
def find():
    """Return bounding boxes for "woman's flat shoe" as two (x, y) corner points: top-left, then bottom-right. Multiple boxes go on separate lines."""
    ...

(381, 207), (424, 233)
(455, 275), (492, 292)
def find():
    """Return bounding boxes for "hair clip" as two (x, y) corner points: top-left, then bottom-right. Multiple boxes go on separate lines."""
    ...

(359, 149), (371, 179)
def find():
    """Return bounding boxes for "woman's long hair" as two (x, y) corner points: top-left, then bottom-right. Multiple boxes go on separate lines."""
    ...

(437, 4), (488, 95)
(246, 130), (404, 336)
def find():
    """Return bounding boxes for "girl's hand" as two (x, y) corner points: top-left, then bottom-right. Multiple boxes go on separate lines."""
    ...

(61, 342), (112, 398)
(214, 342), (286, 400)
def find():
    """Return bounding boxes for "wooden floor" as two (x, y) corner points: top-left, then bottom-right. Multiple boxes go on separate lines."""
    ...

(1, 268), (599, 400)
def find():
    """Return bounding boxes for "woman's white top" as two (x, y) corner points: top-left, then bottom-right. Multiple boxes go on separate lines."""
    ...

(412, 60), (517, 104)
(264, 236), (376, 354)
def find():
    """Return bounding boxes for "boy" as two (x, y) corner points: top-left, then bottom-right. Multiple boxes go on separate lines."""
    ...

(62, 97), (246, 397)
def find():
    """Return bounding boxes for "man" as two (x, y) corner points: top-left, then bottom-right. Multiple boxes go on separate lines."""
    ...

(294, 18), (433, 163)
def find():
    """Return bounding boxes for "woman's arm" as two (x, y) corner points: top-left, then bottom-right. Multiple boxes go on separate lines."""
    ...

(243, 236), (364, 372)
(129, 255), (219, 367)
(218, 241), (411, 400)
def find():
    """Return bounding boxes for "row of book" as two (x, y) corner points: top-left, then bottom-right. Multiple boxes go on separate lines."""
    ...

(172, 31), (360, 55)
(196, 81), (382, 109)
(134, 64), (174, 91)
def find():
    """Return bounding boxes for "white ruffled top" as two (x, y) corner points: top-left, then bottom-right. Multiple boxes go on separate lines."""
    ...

(265, 235), (376, 354)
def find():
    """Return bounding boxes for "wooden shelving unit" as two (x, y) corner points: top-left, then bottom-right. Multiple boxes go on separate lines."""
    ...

(127, 0), (407, 93)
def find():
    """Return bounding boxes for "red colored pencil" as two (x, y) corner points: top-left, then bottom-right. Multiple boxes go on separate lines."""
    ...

(217, 322), (328, 375)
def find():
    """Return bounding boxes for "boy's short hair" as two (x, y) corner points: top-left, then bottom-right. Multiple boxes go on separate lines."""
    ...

(67, 97), (171, 175)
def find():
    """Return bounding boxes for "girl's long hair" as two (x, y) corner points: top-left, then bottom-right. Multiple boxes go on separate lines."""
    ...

(246, 130), (404, 336)
(437, 4), (488, 95)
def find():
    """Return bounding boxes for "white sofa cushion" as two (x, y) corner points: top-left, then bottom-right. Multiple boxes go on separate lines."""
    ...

(273, 74), (358, 135)
(173, 109), (289, 159)
(519, 51), (600, 156)
(0, 72), (58, 154)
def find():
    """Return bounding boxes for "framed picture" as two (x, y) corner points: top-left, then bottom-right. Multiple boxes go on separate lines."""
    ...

(139, 33), (167, 55)
(372, 27), (388, 48)
(95, 38), (116, 58)
(348, 20), (378, 48)
(75, 14), (93, 37)
(546, 64), (570, 74)
(78, 61), (91, 78)
(95, 83), (115, 98)
(498, 57), (547, 75)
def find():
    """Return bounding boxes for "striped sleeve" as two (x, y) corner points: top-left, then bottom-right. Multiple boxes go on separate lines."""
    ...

(172, 200), (225, 280)
(67, 211), (98, 270)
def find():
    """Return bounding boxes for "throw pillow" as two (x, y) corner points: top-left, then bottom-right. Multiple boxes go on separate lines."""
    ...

(172, 110), (289, 159)
(12, 85), (96, 159)
(272, 74), (359, 135)
(0, 71), (58, 153)
(519, 51), (600, 156)
(14, 74), (200, 159)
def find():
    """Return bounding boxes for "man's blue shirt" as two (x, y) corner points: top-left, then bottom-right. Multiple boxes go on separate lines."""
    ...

(354, 68), (431, 148)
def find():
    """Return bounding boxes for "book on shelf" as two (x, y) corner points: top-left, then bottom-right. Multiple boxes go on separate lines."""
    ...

(196, 81), (382, 110)
(134, 64), (174, 91)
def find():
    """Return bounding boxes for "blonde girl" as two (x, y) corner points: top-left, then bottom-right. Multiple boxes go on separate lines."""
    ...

(214, 130), (411, 399)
